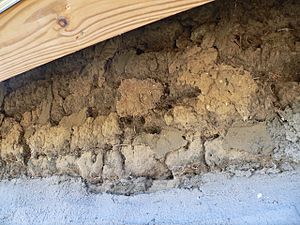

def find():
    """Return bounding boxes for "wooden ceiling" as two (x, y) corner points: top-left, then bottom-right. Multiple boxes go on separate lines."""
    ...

(0, 0), (214, 82)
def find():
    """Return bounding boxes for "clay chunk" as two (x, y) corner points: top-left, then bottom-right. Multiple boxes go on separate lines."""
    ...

(116, 79), (163, 117)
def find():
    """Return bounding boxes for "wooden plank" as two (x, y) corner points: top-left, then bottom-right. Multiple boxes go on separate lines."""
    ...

(0, 0), (21, 13)
(0, 0), (213, 82)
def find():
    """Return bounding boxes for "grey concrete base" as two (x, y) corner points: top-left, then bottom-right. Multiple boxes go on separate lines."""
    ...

(1, 170), (300, 225)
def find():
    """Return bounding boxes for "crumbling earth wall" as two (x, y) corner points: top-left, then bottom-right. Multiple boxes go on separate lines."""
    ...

(0, 0), (299, 194)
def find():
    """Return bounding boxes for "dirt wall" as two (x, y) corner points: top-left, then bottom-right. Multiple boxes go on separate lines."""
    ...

(0, 0), (299, 194)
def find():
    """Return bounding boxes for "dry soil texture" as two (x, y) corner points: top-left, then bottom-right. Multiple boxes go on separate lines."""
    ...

(0, 0), (299, 194)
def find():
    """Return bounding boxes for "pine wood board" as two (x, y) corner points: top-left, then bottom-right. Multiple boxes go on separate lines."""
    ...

(0, 0), (213, 82)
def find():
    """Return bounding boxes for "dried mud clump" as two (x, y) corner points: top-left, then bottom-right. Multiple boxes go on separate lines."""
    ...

(0, 0), (299, 194)
(116, 79), (164, 117)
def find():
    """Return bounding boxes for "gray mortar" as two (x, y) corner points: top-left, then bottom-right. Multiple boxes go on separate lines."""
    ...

(0, 169), (300, 225)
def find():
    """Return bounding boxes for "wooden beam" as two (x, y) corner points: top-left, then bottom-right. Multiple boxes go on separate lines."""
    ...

(0, 0), (20, 13)
(0, 0), (213, 82)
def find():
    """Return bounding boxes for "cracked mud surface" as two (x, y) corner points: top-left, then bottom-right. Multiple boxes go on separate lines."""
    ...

(0, 0), (299, 194)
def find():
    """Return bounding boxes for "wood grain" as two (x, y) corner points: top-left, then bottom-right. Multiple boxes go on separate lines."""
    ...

(0, 0), (20, 13)
(0, 0), (214, 82)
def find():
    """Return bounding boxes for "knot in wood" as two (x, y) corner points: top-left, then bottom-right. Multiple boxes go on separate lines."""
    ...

(58, 16), (68, 28)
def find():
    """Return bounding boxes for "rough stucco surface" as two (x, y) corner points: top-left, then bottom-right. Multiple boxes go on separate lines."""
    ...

(0, 0), (299, 194)
(0, 169), (300, 225)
